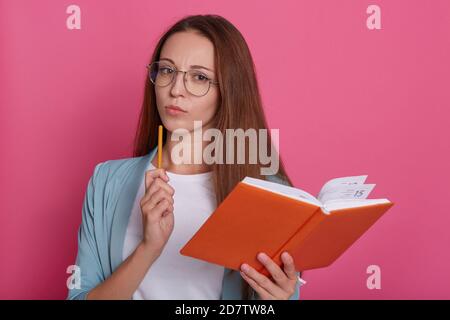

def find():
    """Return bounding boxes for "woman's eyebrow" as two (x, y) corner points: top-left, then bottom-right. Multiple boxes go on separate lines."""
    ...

(190, 65), (215, 72)
(159, 57), (215, 73)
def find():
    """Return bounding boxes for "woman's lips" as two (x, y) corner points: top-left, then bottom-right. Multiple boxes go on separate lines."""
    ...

(165, 105), (187, 116)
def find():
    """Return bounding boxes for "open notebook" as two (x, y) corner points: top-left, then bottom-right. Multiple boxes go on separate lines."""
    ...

(180, 175), (394, 276)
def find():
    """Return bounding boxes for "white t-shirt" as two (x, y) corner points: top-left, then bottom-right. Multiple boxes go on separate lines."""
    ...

(122, 160), (225, 299)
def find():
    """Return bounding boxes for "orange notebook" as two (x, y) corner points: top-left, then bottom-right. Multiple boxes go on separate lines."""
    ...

(180, 175), (394, 277)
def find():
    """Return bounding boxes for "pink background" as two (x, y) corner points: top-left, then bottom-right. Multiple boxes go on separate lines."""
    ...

(1, 0), (449, 299)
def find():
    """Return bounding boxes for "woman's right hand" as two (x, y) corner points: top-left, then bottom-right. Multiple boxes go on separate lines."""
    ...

(139, 168), (175, 256)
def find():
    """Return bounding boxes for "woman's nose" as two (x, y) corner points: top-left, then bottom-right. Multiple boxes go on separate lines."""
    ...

(170, 71), (187, 97)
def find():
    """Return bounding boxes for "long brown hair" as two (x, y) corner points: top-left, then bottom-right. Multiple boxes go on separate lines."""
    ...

(134, 14), (292, 199)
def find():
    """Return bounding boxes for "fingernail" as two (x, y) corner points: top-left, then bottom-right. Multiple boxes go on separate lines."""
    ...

(257, 252), (267, 261)
(241, 264), (249, 272)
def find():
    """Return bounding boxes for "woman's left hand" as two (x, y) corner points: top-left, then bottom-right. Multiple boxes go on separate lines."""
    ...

(240, 251), (298, 300)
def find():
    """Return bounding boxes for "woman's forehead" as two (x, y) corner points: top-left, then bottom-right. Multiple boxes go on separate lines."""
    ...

(160, 31), (215, 71)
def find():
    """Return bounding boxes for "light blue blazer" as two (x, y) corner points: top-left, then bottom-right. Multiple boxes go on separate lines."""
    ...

(67, 147), (301, 300)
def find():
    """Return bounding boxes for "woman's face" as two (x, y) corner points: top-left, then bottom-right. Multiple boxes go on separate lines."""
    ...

(155, 31), (219, 134)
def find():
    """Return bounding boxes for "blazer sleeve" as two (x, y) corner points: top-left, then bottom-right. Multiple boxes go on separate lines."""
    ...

(67, 162), (106, 300)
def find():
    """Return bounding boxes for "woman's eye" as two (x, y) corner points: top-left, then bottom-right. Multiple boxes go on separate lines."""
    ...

(160, 67), (173, 74)
(193, 73), (209, 82)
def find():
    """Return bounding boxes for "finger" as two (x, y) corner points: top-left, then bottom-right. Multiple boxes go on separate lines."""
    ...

(281, 251), (298, 281)
(140, 188), (173, 213)
(145, 169), (169, 190)
(240, 263), (284, 298)
(141, 177), (174, 205)
(240, 271), (274, 300)
(147, 177), (174, 199)
(153, 199), (171, 217)
(162, 203), (174, 217)
(257, 252), (290, 289)
(141, 199), (171, 223)
(148, 189), (174, 208)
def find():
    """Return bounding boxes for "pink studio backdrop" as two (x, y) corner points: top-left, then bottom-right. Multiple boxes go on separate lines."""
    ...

(1, 0), (449, 299)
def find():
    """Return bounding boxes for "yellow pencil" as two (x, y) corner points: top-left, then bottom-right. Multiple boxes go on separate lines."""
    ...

(158, 125), (163, 169)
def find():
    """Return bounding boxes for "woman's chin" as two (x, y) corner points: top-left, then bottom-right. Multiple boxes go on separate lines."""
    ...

(161, 120), (191, 134)
(161, 118), (214, 135)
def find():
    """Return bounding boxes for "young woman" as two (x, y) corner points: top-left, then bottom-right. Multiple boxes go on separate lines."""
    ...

(68, 14), (302, 300)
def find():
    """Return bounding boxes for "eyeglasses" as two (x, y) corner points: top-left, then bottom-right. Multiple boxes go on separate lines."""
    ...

(147, 61), (219, 97)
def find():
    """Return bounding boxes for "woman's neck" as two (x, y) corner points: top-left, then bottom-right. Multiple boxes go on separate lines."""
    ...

(150, 131), (213, 175)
